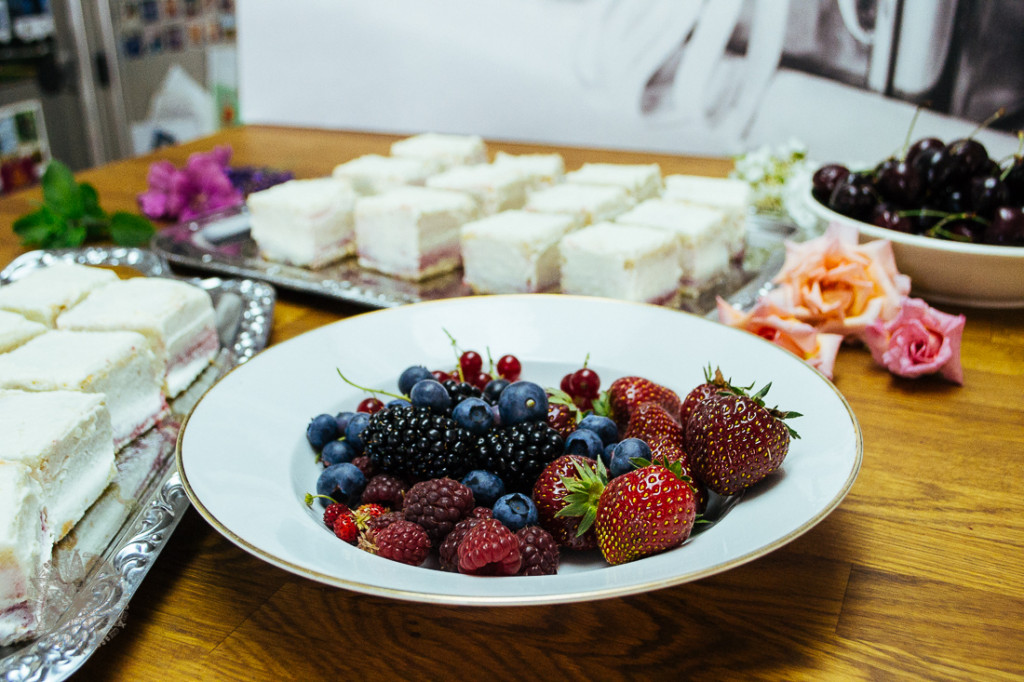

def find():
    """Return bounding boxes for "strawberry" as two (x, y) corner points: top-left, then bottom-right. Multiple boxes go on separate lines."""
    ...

(685, 382), (801, 495)
(678, 365), (738, 431)
(545, 389), (581, 439)
(594, 459), (697, 565)
(624, 402), (688, 466)
(532, 455), (599, 551)
(606, 376), (682, 432)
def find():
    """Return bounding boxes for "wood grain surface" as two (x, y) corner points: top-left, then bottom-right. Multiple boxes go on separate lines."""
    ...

(1, 127), (1022, 681)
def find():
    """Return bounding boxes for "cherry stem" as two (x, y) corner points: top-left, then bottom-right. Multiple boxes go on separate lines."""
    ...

(441, 327), (465, 382)
(336, 368), (405, 401)
(901, 105), (925, 160)
(968, 107), (1005, 140)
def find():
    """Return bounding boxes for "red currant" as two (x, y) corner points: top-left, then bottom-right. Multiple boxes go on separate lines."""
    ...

(570, 368), (600, 398)
(459, 350), (483, 377)
(560, 373), (575, 394)
(432, 370), (451, 383)
(357, 397), (384, 414)
(471, 371), (492, 390)
(496, 354), (522, 381)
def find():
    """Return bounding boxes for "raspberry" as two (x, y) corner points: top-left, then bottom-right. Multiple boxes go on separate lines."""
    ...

(332, 513), (358, 543)
(322, 502), (351, 529)
(350, 455), (375, 479)
(457, 518), (522, 576)
(366, 510), (404, 533)
(403, 477), (475, 545)
(438, 517), (483, 571)
(515, 526), (560, 576)
(353, 503), (386, 530)
(372, 520), (431, 566)
(470, 506), (493, 519)
(361, 473), (408, 510)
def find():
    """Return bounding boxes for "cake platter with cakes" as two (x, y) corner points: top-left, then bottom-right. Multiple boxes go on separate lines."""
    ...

(0, 247), (274, 679)
(151, 132), (794, 316)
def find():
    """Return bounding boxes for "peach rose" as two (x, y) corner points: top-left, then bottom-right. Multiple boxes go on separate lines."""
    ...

(862, 298), (965, 384)
(717, 296), (844, 380)
(768, 222), (911, 340)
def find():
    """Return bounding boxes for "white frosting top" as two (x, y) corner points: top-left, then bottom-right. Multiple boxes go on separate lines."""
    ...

(0, 389), (106, 468)
(247, 177), (356, 218)
(560, 221), (676, 257)
(492, 151), (565, 180)
(0, 329), (152, 389)
(566, 162), (662, 195)
(663, 174), (751, 209)
(426, 163), (524, 192)
(461, 210), (578, 246)
(0, 310), (46, 352)
(525, 183), (631, 217)
(390, 133), (488, 167)
(616, 199), (727, 237)
(332, 154), (439, 180)
(356, 185), (479, 217)
(0, 263), (118, 326)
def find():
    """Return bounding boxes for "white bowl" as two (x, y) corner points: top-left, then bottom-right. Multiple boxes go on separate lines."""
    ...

(803, 186), (1024, 308)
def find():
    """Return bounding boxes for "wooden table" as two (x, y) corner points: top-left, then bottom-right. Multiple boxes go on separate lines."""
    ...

(2, 126), (1022, 680)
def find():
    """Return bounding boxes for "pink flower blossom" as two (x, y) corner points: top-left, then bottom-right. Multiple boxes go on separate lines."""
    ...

(862, 298), (965, 384)
(717, 296), (844, 379)
(768, 222), (911, 340)
(137, 145), (243, 221)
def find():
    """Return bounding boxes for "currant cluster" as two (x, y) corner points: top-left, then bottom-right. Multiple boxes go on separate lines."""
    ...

(812, 127), (1024, 247)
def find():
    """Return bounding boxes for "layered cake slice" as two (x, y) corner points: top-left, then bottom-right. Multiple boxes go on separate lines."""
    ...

(0, 310), (46, 353)
(559, 222), (681, 304)
(0, 461), (50, 647)
(565, 163), (663, 201)
(390, 132), (488, 170)
(524, 183), (633, 225)
(0, 330), (165, 450)
(0, 263), (117, 327)
(354, 186), (479, 280)
(461, 210), (582, 294)
(425, 164), (529, 215)
(662, 174), (750, 258)
(0, 389), (115, 542)
(57, 278), (218, 398)
(615, 199), (738, 292)
(247, 177), (357, 269)
(491, 151), (565, 190)
(332, 154), (440, 195)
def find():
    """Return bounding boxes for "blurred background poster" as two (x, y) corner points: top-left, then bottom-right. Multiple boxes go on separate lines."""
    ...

(236, 0), (1023, 164)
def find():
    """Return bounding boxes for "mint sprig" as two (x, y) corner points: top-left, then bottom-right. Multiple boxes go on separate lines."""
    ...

(12, 160), (155, 249)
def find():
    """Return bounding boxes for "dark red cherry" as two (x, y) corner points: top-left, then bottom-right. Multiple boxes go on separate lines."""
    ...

(871, 203), (914, 233)
(983, 206), (1024, 246)
(876, 160), (923, 206)
(969, 175), (1010, 219)
(829, 178), (877, 220)
(906, 137), (944, 170)
(812, 164), (850, 203)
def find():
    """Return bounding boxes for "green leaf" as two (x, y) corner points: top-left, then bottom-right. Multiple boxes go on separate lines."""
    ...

(41, 160), (84, 219)
(107, 212), (155, 246)
(64, 221), (87, 247)
(79, 182), (106, 219)
(12, 207), (64, 247)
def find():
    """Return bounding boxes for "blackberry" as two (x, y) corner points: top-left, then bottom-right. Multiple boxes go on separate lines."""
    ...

(474, 421), (565, 493)
(362, 405), (476, 480)
(403, 478), (476, 545)
(442, 379), (483, 411)
(516, 525), (560, 576)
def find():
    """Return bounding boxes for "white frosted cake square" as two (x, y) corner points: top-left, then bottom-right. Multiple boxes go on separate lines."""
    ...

(0, 389), (115, 543)
(0, 263), (117, 327)
(57, 278), (218, 398)
(0, 310), (46, 353)
(663, 174), (750, 257)
(0, 330), (165, 451)
(0, 461), (50, 647)
(616, 199), (738, 291)
(460, 210), (582, 294)
(425, 164), (528, 215)
(524, 183), (632, 225)
(247, 177), (357, 269)
(354, 186), (479, 280)
(559, 222), (681, 304)
(565, 163), (663, 201)
(491, 151), (565, 190)
(332, 154), (439, 195)
(390, 133), (488, 170)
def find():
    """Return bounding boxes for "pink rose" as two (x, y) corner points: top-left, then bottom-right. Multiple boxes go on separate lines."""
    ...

(717, 296), (844, 380)
(137, 145), (243, 221)
(862, 298), (965, 384)
(768, 222), (911, 340)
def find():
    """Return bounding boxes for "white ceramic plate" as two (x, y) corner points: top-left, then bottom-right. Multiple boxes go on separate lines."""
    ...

(177, 295), (862, 605)
(802, 184), (1024, 308)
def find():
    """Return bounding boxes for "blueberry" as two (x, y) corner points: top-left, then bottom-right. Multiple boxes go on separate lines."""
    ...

(564, 429), (604, 460)
(334, 411), (356, 434)
(461, 469), (506, 507)
(398, 365), (433, 395)
(608, 438), (651, 478)
(344, 412), (372, 451)
(409, 379), (452, 412)
(601, 442), (616, 469)
(306, 414), (339, 451)
(315, 462), (366, 507)
(321, 438), (358, 466)
(492, 492), (538, 531)
(483, 377), (511, 404)
(497, 381), (548, 425)
(578, 414), (619, 445)
(452, 397), (495, 435)
(386, 398), (412, 409)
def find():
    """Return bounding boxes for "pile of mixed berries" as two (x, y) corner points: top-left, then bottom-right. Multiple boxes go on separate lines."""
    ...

(305, 348), (801, 576)
(812, 120), (1024, 246)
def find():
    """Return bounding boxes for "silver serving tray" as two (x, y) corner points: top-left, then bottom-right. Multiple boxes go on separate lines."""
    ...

(150, 205), (794, 315)
(0, 247), (275, 681)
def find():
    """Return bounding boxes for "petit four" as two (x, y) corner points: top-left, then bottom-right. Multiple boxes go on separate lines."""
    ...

(426, 164), (529, 215)
(524, 183), (632, 225)
(491, 151), (565, 190)
(0, 263), (117, 327)
(332, 154), (439, 195)
(565, 162), (663, 201)
(0, 461), (49, 646)
(0, 310), (46, 353)
(390, 132), (488, 170)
